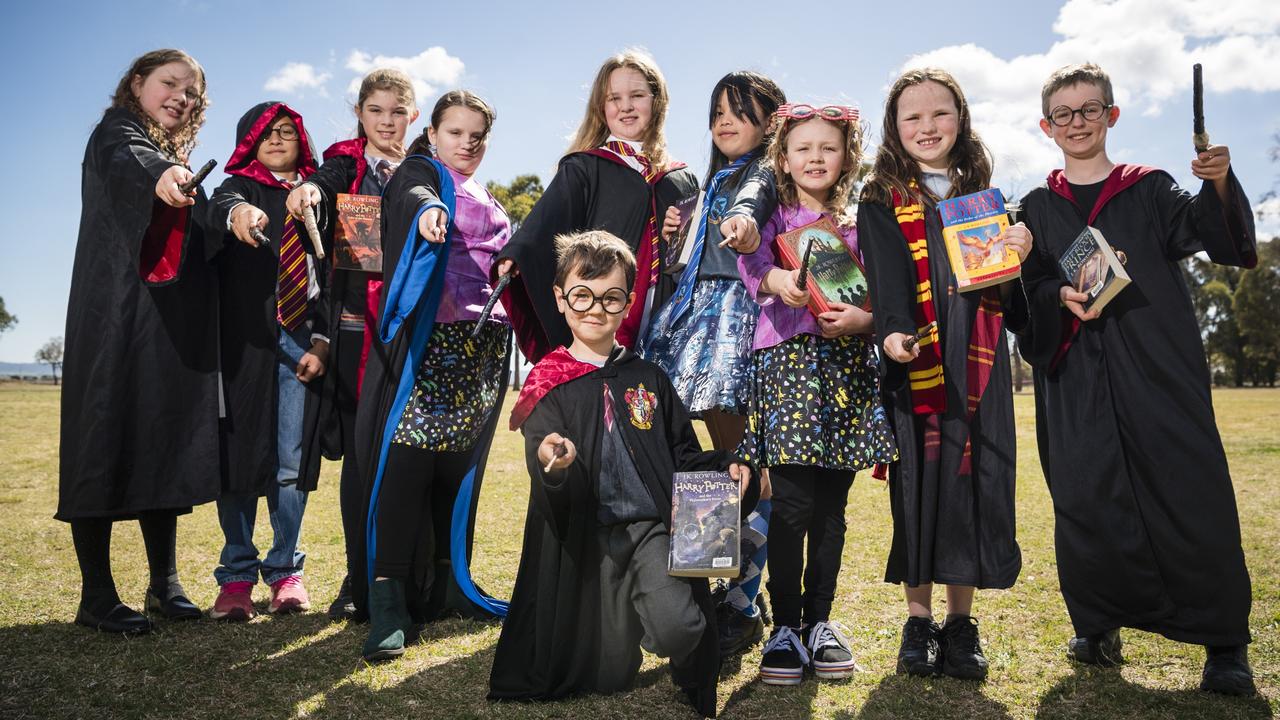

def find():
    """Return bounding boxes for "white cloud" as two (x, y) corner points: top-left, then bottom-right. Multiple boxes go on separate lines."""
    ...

(894, 0), (1280, 194)
(263, 62), (331, 97)
(344, 47), (465, 102)
(1256, 196), (1280, 240)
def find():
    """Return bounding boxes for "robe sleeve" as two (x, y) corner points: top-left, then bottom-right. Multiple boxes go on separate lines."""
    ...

(377, 158), (446, 343)
(1013, 191), (1075, 370)
(857, 201), (919, 391)
(520, 388), (593, 542)
(207, 175), (255, 255)
(1157, 169), (1257, 268)
(92, 113), (185, 260)
(724, 160), (778, 229)
(303, 154), (356, 241)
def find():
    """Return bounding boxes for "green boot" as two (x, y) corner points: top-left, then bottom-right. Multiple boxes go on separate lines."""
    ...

(363, 578), (411, 662)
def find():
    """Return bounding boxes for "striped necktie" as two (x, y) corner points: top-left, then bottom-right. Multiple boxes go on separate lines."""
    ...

(604, 141), (660, 291)
(276, 215), (308, 331)
(666, 153), (754, 323)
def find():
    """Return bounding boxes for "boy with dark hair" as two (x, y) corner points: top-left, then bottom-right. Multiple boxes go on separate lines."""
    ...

(1018, 62), (1257, 696)
(488, 230), (757, 717)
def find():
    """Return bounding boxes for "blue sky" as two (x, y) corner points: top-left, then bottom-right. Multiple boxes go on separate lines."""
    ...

(1, 0), (1277, 362)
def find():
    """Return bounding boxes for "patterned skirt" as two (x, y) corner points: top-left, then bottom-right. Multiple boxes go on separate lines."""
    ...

(392, 321), (510, 453)
(642, 278), (758, 416)
(738, 333), (897, 471)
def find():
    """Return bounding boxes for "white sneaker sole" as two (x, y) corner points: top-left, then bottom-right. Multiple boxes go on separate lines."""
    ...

(760, 666), (804, 685)
(814, 659), (857, 679)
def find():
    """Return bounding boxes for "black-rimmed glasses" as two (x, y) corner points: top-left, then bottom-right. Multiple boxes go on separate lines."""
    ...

(264, 125), (300, 141)
(559, 285), (628, 314)
(1047, 100), (1112, 127)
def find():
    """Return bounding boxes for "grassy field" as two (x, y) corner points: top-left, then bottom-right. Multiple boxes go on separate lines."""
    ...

(0, 384), (1275, 719)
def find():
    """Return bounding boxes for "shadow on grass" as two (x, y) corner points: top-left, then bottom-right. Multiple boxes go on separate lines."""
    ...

(721, 664), (821, 719)
(1033, 664), (1272, 720)
(0, 612), (496, 720)
(836, 673), (1012, 720)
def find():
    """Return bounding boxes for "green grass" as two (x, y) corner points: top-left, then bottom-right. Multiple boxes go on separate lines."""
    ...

(0, 384), (1275, 719)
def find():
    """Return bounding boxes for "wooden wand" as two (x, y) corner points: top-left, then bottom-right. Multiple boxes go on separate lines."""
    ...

(300, 204), (326, 260)
(472, 273), (512, 338)
(797, 238), (814, 290)
(1193, 63), (1210, 153)
(903, 321), (938, 352)
(178, 159), (217, 195)
(543, 440), (568, 473)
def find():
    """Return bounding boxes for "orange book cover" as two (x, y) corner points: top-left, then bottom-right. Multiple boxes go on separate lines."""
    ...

(774, 216), (870, 317)
(334, 193), (381, 272)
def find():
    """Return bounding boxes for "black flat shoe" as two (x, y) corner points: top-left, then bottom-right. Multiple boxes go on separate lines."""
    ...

(144, 587), (202, 621)
(1067, 629), (1123, 667)
(897, 616), (941, 677)
(75, 602), (154, 635)
(717, 604), (764, 657)
(1200, 645), (1256, 696)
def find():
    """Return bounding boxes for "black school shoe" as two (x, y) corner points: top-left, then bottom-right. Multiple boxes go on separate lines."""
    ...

(938, 615), (989, 680)
(1067, 629), (1124, 667)
(717, 603), (765, 657)
(327, 575), (357, 621)
(75, 601), (154, 635)
(1200, 645), (1257, 696)
(896, 616), (941, 676)
(144, 585), (202, 621)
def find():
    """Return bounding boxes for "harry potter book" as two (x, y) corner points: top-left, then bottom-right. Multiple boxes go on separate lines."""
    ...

(669, 471), (740, 578)
(774, 216), (870, 316)
(334, 193), (382, 272)
(938, 188), (1020, 291)
(1058, 225), (1131, 313)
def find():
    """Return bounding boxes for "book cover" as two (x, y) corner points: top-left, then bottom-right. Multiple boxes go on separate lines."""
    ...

(1058, 225), (1132, 313)
(663, 193), (702, 273)
(938, 188), (1020, 291)
(669, 471), (740, 578)
(334, 193), (382, 272)
(774, 216), (871, 316)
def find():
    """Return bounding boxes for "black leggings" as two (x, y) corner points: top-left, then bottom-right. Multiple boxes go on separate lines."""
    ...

(71, 510), (180, 603)
(372, 443), (468, 581)
(336, 328), (365, 584)
(765, 465), (854, 628)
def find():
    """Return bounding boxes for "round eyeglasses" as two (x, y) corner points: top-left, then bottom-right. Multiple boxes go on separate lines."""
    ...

(1046, 100), (1112, 127)
(560, 285), (629, 314)
(264, 125), (300, 141)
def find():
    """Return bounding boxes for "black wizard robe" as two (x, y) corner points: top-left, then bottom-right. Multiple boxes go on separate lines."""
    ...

(489, 347), (758, 718)
(1017, 164), (1256, 646)
(858, 198), (1025, 589)
(353, 155), (509, 621)
(207, 101), (327, 495)
(57, 107), (220, 520)
(495, 152), (697, 362)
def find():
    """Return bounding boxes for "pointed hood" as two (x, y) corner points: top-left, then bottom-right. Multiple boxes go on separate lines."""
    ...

(225, 101), (318, 186)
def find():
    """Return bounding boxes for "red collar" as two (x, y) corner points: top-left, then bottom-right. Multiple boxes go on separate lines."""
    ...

(323, 138), (370, 193)
(509, 347), (601, 430)
(581, 148), (686, 185)
(1046, 163), (1158, 224)
(224, 103), (317, 187)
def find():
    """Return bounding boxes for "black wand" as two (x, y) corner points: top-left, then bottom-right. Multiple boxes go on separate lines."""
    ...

(902, 321), (937, 352)
(178, 159), (218, 195)
(472, 273), (512, 338)
(1193, 63), (1210, 153)
(249, 228), (271, 247)
(797, 238), (814, 290)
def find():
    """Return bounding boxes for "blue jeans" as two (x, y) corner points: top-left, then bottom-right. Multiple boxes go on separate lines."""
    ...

(214, 325), (312, 586)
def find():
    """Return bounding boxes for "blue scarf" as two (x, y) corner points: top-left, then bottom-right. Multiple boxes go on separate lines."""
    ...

(365, 156), (508, 616)
(665, 152), (755, 323)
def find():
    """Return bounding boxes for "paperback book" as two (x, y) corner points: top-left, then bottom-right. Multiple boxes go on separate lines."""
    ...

(333, 193), (382, 272)
(669, 471), (740, 578)
(937, 188), (1020, 291)
(1058, 225), (1131, 313)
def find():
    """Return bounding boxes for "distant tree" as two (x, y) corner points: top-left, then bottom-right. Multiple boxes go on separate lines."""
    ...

(36, 337), (64, 385)
(1184, 259), (1248, 386)
(1234, 240), (1280, 386)
(486, 174), (544, 390)
(0, 296), (15, 334)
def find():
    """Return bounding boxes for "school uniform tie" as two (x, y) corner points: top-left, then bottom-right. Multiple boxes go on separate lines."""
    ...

(276, 214), (309, 331)
(604, 141), (660, 290)
(666, 153), (755, 323)
(602, 140), (665, 348)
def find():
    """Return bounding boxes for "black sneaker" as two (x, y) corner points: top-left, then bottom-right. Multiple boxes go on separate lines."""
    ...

(1200, 645), (1256, 696)
(938, 615), (989, 680)
(1067, 629), (1123, 667)
(760, 626), (808, 686)
(805, 621), (857, 680)
(896, 616), (941, 676)
(718, 604), (765, 657)
(327, 575), (357, 621)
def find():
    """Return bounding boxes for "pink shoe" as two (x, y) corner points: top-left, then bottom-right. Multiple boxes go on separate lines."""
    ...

(269, 576), (311, 614)
(210, 581), (256, 621)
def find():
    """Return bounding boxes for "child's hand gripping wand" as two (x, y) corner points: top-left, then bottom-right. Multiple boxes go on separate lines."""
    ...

(471, 273), (512, 339)
(249, 228), (271, 247)
(178, 159), (218, 195)
(902, 321), (937, 352)
(543, 440), (568, 473)
(1193, 63), (1210, 154)
(300, 203), (326, 260)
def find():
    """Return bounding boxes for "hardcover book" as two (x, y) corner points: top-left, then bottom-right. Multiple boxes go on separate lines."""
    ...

(669, 471), (740, 578)
(937, 188), (1020, 291)
(334, 193), (382, 272)
(774, 215), (870, 316)
(1058, 225), (1131, 313)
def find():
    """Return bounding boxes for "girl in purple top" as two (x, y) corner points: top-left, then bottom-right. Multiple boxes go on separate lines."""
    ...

(358, 90), (512, 661)
(736, 104), (896, 686)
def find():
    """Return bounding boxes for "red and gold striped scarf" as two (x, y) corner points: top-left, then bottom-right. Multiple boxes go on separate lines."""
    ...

(890, 183), (1004, 475)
